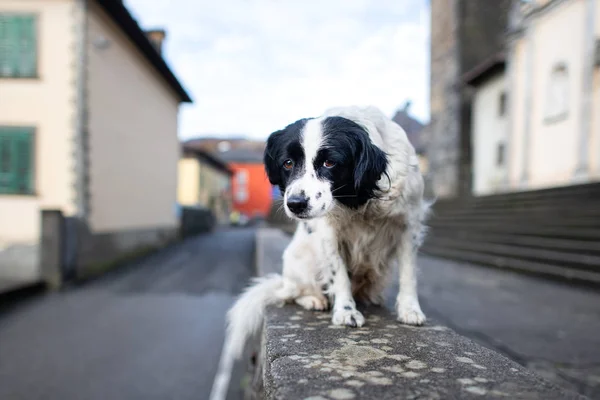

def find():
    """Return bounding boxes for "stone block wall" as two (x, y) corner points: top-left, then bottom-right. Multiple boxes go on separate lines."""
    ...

(428, 0), (512, 199)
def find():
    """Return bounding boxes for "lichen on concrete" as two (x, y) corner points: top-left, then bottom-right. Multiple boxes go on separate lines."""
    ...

(260, 304), (586, 400)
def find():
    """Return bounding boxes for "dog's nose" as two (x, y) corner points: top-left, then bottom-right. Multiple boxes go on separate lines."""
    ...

(286, 195), (309, 214)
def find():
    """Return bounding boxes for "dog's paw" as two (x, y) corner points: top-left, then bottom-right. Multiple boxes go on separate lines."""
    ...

(332, 307), (365, 327)
(396, 300), (426, 326)
(296, 295), (329, 311)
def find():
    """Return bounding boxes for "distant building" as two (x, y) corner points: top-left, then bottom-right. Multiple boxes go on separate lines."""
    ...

(182, 137), (272, 219)
(0, 0), (191, 287)
(428, 0), (512, 198)
(463, 52), (508, 195)
(503, 0), (600, 190)
(183, 137), (266, 155)
(465, 0), (600, 194)
(178, 147), (233, 224)
(392, 101), (429, 175)
(218, 148), (273, 220)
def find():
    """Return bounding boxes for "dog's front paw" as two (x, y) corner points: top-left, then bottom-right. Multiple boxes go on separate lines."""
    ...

(396, 299), (426, 326)
(296, 295), (329, 311)
(332, 306), (365, 327)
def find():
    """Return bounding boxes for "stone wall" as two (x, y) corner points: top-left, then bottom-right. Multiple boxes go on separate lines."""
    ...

(428, 0), (512, 199)
(74, 220), (179, 280)
(39, 210), (183, 286)
(248, 228), (584, 399)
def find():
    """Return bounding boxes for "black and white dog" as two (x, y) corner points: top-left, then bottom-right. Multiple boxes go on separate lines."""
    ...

(226, 106), (430, 359)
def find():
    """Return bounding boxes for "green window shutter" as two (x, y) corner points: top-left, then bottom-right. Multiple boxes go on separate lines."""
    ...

(0, 16), (10, 76)
(0, 14), (37, 78)
(18, 15), (36, 77)
(14, 129), (33, 193)
(0, 127), (34, 194)
(0, 131), (16, 192)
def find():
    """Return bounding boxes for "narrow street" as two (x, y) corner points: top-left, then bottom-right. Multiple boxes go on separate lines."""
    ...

(0, 228), (256, 400)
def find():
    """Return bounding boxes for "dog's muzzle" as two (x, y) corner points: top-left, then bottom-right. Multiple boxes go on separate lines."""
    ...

(286, 194), (309, 216)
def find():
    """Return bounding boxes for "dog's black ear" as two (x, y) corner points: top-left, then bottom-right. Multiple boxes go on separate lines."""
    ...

(354, 136), (388, 198)
(263, 130), (284, 186)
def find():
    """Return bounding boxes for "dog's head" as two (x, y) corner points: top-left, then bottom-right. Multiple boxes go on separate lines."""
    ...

(264, 115), (388, 220)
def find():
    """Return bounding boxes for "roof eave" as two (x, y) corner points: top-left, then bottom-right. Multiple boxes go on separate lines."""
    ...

(96, 0), (193, 103)
(461, 52), (507, 87)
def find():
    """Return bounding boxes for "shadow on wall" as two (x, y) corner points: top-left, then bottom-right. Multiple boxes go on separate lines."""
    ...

(39, 207), (216, 289)
(179, 206), (216, 238)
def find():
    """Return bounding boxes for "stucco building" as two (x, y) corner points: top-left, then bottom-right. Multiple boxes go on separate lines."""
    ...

(0, 0), (191, 289)
(465, 0), (600, 194)
(178, 147), (233, 224)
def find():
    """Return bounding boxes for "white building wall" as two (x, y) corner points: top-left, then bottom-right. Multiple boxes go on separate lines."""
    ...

(472, 73), (509, 195)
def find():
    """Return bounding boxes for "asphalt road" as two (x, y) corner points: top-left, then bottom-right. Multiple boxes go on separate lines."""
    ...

(0, 227), (256, 400)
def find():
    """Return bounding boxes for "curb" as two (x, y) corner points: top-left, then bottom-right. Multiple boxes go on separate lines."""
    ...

(209, 228), (270, 400)
(0, 281), (46, 315)
(255, 229), (266, 276)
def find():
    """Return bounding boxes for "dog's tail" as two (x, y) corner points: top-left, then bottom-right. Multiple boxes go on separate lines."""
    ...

(210, 274), (286, 400)
(225, 273), (285, 360)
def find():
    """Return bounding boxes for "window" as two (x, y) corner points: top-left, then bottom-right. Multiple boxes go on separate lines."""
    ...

(0, 14), (37, 78)
(0, 127), (34, 194)
(496, 142), (505, 167)
(545, 63), (569, 122)
(198, 164), (204, 188)
(498, 92), (507, 117)
(235, 188), (248, 203)
(235, 170), (249, 203)
(236, 170), (248, 185)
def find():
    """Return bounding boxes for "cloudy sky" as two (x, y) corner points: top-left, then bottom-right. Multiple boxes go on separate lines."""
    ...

(124, 0), (431, 141)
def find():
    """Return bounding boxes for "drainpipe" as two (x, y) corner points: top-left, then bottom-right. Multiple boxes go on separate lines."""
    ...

(574, 0), (595, 180)
(520, 19), (534, 187)
(74, 0), (89, 219)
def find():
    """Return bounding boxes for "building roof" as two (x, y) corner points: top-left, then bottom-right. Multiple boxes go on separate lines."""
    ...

(182, 137), (266, 163)
(392, 101), (426, 155)
(216, 148), (265, 164)
(462, 52), (506, 87)
(97, 0), (192, 103)
(183, 137), (266, 153)
(182, 147), (233, 175)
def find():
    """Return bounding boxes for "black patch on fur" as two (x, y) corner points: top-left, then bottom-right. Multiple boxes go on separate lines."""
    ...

(263, 118), (311, 191)
(318, 116), (389, 208)
(304, 222), (313, 234)
(316, 192), (322, 199)
(329, 279), (334, 285)
(344, 305), (352, 310)
(263, 115), (388, 210)
(315, 270), (324, 282)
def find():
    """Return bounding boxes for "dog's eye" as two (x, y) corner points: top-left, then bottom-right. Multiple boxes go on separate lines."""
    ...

(283, 159), (294, 170)
(323, 160), (336, 168)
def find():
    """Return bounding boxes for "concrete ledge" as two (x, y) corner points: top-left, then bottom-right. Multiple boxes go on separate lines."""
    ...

(252, 228), (586, 400)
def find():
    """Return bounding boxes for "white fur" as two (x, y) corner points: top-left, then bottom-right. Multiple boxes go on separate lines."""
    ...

(283, 118), (333, 220)
(225, 106), (431, 360)
(225, 274), (284, 358)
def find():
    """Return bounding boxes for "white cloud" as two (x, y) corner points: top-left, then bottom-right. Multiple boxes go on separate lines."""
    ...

(124, 0), (430, 140)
